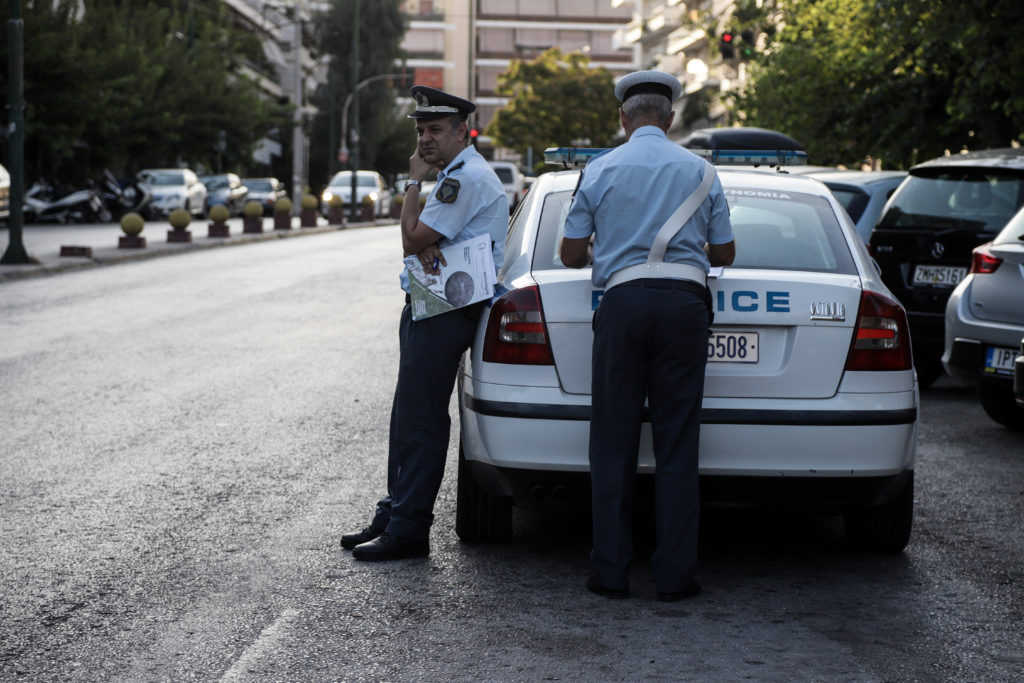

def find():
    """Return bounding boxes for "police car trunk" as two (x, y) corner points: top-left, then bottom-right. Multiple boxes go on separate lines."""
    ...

(534, 166), (875, 403)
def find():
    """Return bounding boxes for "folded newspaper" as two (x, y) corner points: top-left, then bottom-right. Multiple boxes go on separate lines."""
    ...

(404, 234), (495, 321)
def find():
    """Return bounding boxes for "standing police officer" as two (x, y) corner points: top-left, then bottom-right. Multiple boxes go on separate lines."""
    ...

(341, 86), (508, 561)
(560, 71), (735, 600)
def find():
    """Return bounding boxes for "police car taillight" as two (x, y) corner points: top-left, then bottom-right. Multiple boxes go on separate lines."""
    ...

(482, 286), (555, 365)
(845, 290), (913, 372)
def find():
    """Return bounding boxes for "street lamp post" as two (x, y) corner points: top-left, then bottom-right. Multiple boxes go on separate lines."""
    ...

(2, 0), (31, 265)
(340, 72), (404, 221)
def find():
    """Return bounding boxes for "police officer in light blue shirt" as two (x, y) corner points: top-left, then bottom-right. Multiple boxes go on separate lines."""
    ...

(341, 86), (508, 562)
(561, 70), (735, 601)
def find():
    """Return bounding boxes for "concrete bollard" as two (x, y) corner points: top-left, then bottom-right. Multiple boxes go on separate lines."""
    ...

(300, 194), (318, 228)
(273, 198), (293, 230)
(167, 209), (192, 242)
(208, 204), (230, 237)
(119, 212), (146, 249)
(242, 200), (264, 233)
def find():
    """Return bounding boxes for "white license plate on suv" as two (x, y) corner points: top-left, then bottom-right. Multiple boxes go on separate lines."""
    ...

(985, 346), (1016, 374)
(707, 331), (759, 363)
(912, 264), (967, 287)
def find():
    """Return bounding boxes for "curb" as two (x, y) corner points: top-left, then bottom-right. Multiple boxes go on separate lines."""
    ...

(0, 220), (388, 283)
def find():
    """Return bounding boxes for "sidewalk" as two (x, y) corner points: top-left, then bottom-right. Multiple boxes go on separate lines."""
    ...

(0, 215), (392, 283)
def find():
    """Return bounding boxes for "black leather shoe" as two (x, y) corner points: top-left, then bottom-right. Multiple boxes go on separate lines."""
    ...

(656, 580), (701, 602)
(586, 576), (629, 599)
(340, 526), (382, 550)
(352, 533), (429, 561)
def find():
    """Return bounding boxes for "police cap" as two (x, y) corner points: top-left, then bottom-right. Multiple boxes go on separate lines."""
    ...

(614, 70), (683, 103)
(408, 86), (476, 120)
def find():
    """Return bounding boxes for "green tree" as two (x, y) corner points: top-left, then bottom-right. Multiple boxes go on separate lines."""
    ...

(731, 0), (1024, 168)
(0, 1), (290, 183)
(487, 48), (621, 175)
(309, 0), (407, 190)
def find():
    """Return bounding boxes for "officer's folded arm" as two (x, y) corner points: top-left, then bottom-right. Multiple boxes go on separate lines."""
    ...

(401, 217), (444, 256)
(559, 236), (591, 269)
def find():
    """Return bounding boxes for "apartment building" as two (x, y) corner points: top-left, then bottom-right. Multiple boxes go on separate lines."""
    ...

(614, 0), (746, 134)
(401, 0), (640, 143)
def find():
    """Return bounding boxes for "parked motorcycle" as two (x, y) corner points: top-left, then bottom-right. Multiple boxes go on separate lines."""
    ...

(24, 179), (111, 224)
(98, 169), (153, 221)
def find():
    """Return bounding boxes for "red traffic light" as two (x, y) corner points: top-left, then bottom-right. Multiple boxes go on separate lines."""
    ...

(470, 128), (480, 138)
(722, 32), (734, 43)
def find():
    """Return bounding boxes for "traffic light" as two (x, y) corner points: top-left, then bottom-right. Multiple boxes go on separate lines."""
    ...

(719, 31), (735, 59)
(739, 29), (756, 60)
(469, 128), (480, 146)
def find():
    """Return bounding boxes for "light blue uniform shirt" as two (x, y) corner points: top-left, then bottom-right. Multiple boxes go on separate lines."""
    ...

(401, 145), (508, 292)
(563, 126), (733, 288)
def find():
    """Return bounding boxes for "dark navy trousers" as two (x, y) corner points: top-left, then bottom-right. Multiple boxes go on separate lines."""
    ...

(589, 279), (710, 594)
(370, 301), (482, 541)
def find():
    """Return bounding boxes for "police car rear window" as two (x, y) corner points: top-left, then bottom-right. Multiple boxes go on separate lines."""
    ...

(533, 187), (857, 275)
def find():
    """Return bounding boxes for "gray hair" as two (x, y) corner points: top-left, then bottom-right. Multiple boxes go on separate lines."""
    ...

(622, 93), (672, 126)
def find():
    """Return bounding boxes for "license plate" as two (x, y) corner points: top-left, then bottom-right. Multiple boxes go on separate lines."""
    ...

(912, 264), (967, 287)
(707, 331), (758, 363)
(985, 346), (1016, 374)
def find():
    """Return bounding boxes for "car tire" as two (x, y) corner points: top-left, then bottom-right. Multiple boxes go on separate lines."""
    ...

(977, 385), (1024, 431)
(455, 443), (513, 543)
(843, 474), (913, 553)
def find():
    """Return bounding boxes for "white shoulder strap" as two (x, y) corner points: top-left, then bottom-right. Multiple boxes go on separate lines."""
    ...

(647, 161), (716, 263)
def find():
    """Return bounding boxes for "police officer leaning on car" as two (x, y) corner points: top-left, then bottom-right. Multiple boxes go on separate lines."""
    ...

(340, 86), (508, 561)
(560, 70), (735, 601)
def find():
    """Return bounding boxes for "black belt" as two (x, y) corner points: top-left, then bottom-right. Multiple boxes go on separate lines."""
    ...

(611, 278), (707, 296)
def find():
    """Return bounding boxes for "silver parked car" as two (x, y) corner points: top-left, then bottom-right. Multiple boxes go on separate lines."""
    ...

(943, 206), (1024, 430)
(139, 168), (208, 219)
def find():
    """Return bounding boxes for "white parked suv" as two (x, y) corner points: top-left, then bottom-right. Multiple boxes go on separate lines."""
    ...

(488, 160), (525, 212)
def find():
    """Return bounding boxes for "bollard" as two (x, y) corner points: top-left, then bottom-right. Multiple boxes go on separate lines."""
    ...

(208, 204), (230, 238)
(242, 200), (264, 233)
(167, 209), (192, 242)
(119, 212), (146, 249)
(273, 197), (293, 230)
(327, 195), (346, 226)
(360, 195), (376, 223)
(300, 194), (318, 228)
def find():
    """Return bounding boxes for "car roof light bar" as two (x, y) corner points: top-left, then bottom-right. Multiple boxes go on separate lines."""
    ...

(545, 147), (809, 169)
(544, 147), (607, 168)
(690, 149), (809, 166)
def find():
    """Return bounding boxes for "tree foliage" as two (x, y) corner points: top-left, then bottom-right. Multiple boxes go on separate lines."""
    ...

(0, 1), (291, 183)
(309, 0), (407, 189)
(731, 0), (1024, 168)
(487, 49), (621, 174)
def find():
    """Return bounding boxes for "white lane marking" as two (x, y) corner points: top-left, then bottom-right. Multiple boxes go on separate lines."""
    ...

(220, 609), (300, 681)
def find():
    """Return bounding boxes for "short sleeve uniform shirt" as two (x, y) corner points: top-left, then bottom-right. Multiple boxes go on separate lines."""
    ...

(401, 145), (508, 292)
(563, 126), (733, 288)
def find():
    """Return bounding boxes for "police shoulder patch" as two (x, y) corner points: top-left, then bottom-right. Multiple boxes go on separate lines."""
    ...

(436, 177), (460, 204)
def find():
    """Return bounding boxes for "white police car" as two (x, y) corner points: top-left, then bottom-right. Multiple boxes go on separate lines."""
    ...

(456, 148), (918, 552)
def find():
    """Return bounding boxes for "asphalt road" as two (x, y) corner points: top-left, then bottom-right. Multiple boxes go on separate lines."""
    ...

(1, 226), (1022, 681)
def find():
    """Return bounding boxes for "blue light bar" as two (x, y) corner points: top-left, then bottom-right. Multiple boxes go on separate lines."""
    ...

(544, 146), (809, 169)
(544, 147), (607, 168)
(691, 149), (808, 166)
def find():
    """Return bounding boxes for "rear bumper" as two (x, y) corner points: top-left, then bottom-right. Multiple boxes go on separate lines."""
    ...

(460, 380), (918, 508)
(944, 338), (1018, 388)
(464, 459), (914, 511)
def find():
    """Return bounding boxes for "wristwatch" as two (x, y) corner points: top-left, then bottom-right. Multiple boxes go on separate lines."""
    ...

(405, 179), (422, 191)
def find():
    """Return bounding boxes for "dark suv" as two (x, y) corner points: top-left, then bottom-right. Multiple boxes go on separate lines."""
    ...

(869, 149), (1024, 387)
